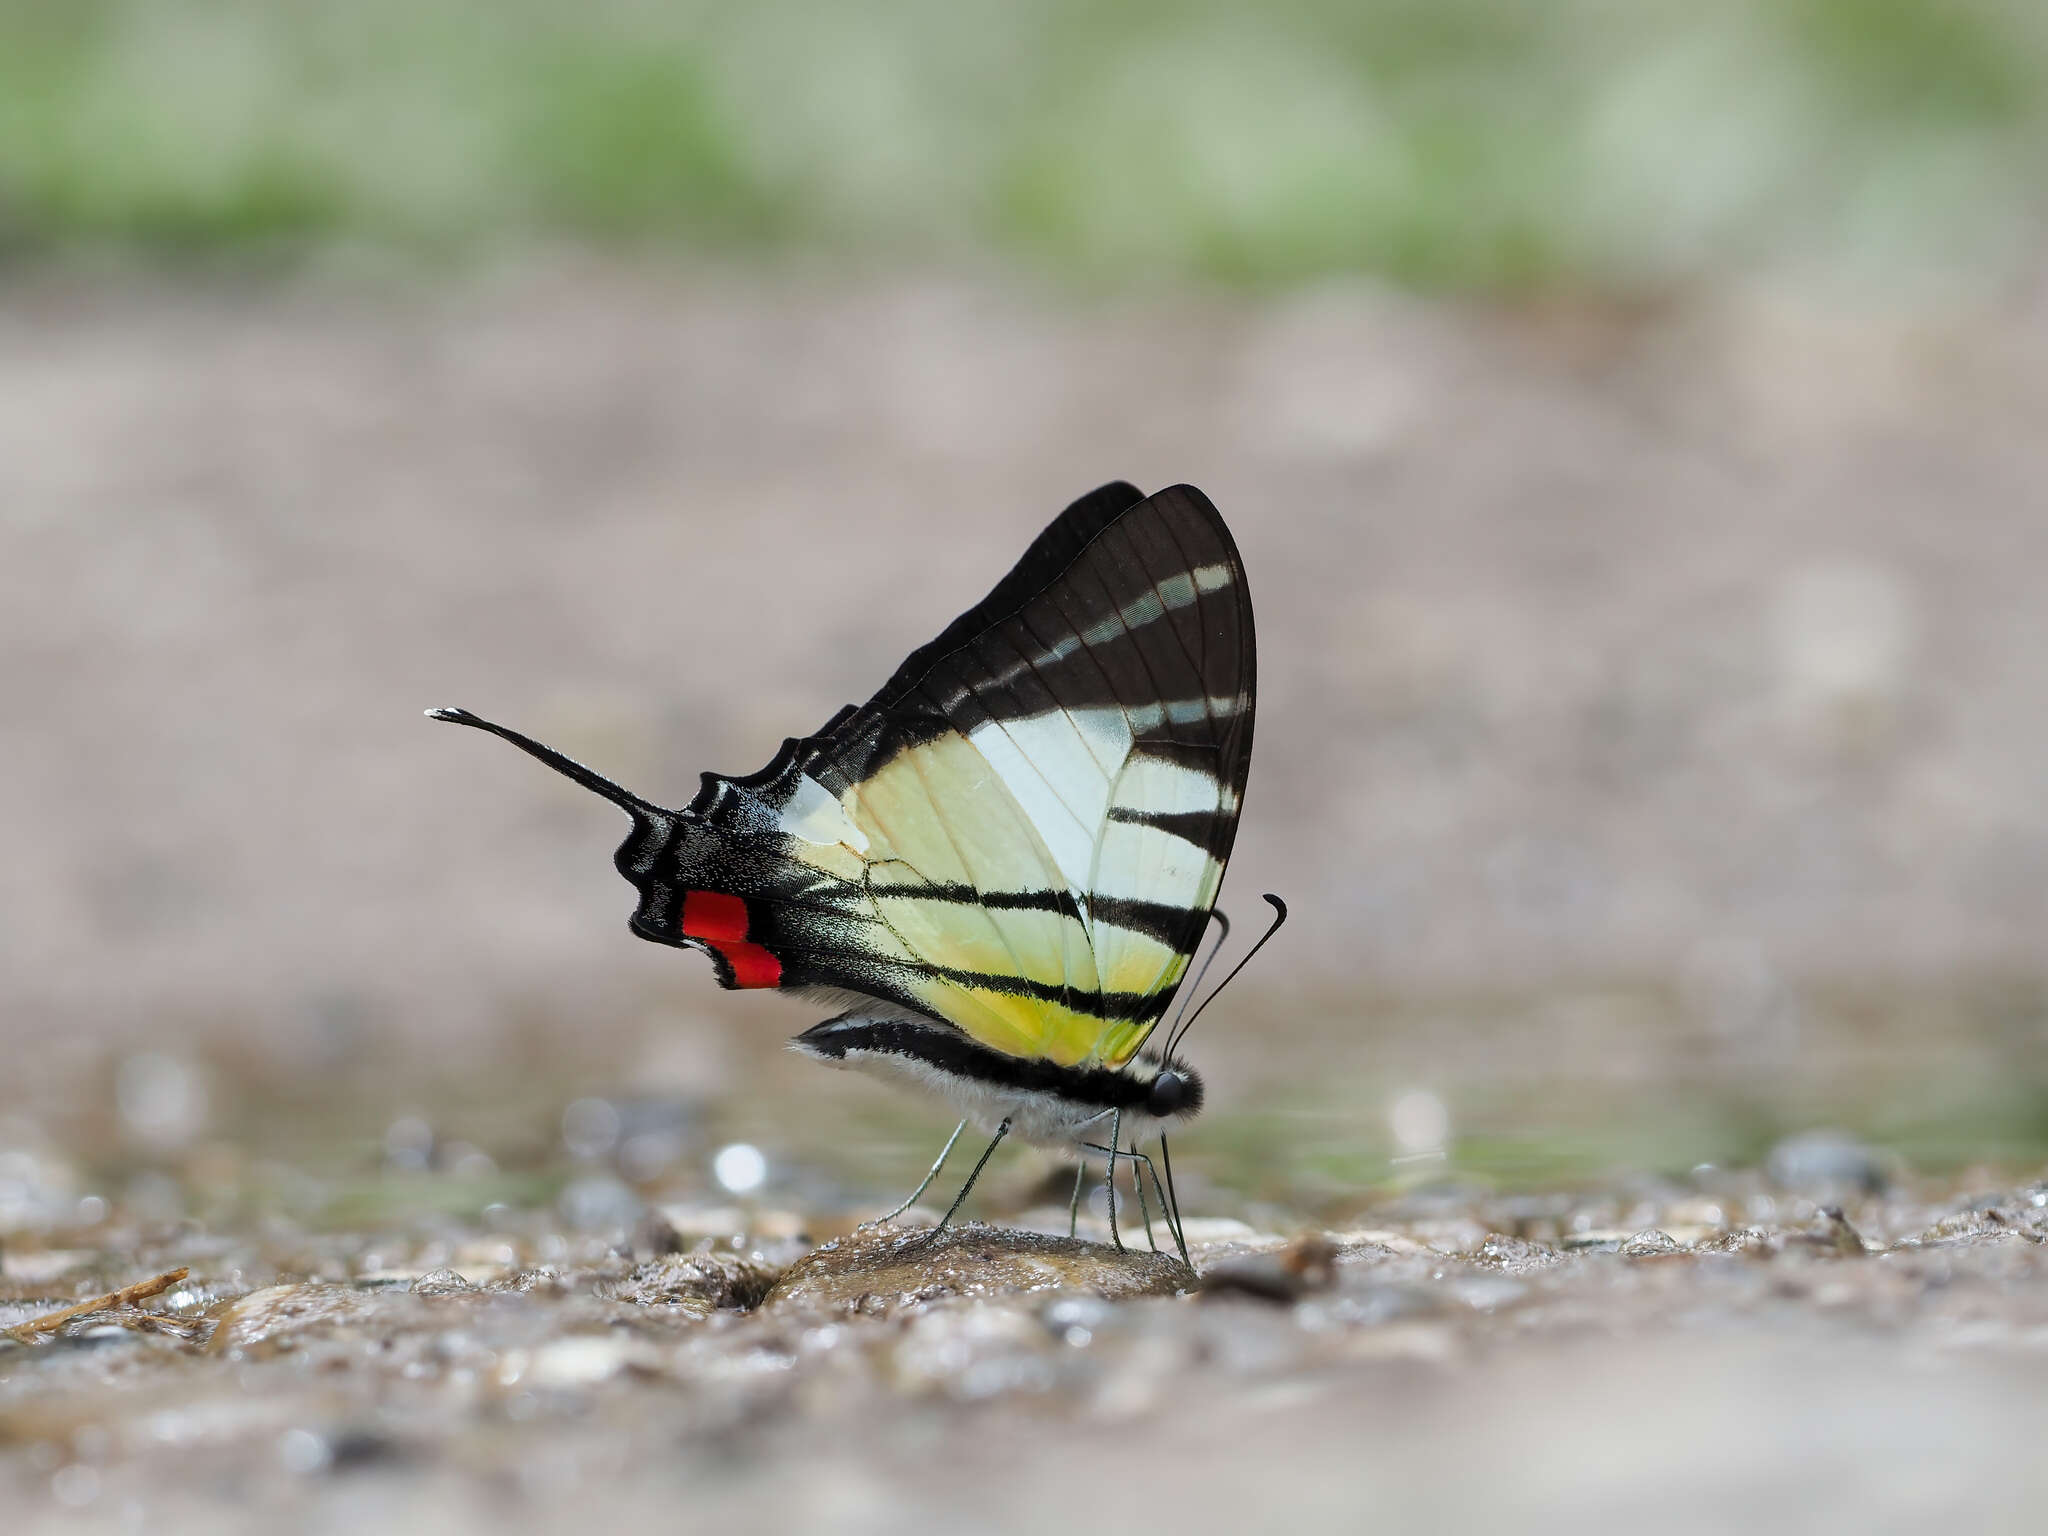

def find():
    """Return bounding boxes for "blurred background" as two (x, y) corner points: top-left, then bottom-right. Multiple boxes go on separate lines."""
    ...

(5, 0), (2048, 1235)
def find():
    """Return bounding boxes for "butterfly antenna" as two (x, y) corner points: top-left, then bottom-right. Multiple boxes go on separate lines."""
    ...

(1165, 893), (1288, 1061)
(1163, 907), (1232, 1044)
(1158, 1132), (1191, 1270)
(426, 707), (667, 821)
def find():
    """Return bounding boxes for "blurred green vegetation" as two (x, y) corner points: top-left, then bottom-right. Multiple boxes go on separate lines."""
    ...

(2, 0), (2043, 290)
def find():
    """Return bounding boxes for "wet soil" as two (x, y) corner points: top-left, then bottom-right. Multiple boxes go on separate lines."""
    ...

(4, 1169), (2046, 1533)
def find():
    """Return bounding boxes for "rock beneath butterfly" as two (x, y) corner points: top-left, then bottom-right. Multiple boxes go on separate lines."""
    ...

(601, 1250), (785, 1311)
(764, 1222), (1193, 1314)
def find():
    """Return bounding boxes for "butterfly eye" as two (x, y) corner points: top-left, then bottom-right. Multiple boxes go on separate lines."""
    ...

(1147, 1070), (1188, 1118)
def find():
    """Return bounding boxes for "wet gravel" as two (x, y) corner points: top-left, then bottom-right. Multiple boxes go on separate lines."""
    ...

(5, 1169), (2046, 1533)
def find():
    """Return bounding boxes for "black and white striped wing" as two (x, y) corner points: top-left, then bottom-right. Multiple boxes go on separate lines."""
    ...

(705, 482), (1256, 1069)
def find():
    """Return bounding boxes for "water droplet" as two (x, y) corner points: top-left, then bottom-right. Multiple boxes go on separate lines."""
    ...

(51, 1464), (100, 1508)
(383, 1115), (434, 1171)
(561, 1098), (622, 1161)
(1776, 562), (1915, 721)
(713, 1142), (768, 1194)
(442, 1142), (498, 1180)
(115, 1052), (208, 1150)
(277, 1427), (332, 1476)
(1389, 1089), (1449, 1155)
(124, 1169), (183, 1223)
(618, 1128), (684, 1181)
(558, 1175), (643, 1232)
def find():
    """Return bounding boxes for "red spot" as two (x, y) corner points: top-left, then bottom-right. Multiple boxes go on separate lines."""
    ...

(679, 890), (781, 989)
(719, 941), (782, 989)
(680, 890), (750, 943)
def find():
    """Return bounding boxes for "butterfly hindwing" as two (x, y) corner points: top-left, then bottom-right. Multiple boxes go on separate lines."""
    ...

(665, 482), (1256, 1069)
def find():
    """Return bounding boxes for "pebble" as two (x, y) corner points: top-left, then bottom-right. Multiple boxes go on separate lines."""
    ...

(1199, 1234), (1340, 1302)
(603, 1251), (782, 1311)
(409, 1268), (477, 1296)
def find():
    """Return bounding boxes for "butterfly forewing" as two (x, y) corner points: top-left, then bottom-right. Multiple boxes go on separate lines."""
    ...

(681, 482), (1256, 1069)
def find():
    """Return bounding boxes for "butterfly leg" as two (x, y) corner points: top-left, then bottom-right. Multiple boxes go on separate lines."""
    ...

(1129, 1147), (1189, 1270)
(912, 1117), (1011, 1246)
(1067, 1159), (1087, 1239)
(864, 1118), (967, 1228)
(1157, 1134), (1192, 1271)
(1085, 1141), (1189, 1270)
(1103, 1109), (1123, 1253)
(1147, 1149), (1190, 1270)
(1129, 1139), (1156, 1251)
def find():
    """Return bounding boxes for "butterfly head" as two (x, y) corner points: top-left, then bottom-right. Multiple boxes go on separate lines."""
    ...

(1142, 1056), (1205, 1122)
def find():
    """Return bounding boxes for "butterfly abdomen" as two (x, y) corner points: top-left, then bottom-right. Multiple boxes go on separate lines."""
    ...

(794, 1010), (1206, 1150)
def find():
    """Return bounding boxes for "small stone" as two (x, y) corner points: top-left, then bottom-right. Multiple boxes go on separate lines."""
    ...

(1620, 1229), (1685, 1259)
(632, 1209), (687, 1258)
(1697, 1226), (1776, 1256)
(1790, 1207), (1868, 1256)
(1199, 1255), (1311, 1303)
(1199, 1234), (1339, 1303)
(1472, 1233), (1565, 1272)
(408, 1268), (474, 1296)
(603, 1250), (783, 1311)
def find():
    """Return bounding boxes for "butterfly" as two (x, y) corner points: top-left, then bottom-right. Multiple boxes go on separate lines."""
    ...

(431, 481), (1276, 1263)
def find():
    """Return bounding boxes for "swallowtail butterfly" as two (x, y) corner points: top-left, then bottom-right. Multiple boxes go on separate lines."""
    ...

(432, 482), (1263, 1258)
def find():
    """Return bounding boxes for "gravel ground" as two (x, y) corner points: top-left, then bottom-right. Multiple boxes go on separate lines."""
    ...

(4, 1168), (2047, 1534)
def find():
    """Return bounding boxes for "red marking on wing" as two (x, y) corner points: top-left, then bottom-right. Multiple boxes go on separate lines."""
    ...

(680, 890), (750, 943)
(679, 890), (782, 989)
(719, 941), (782, 989)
